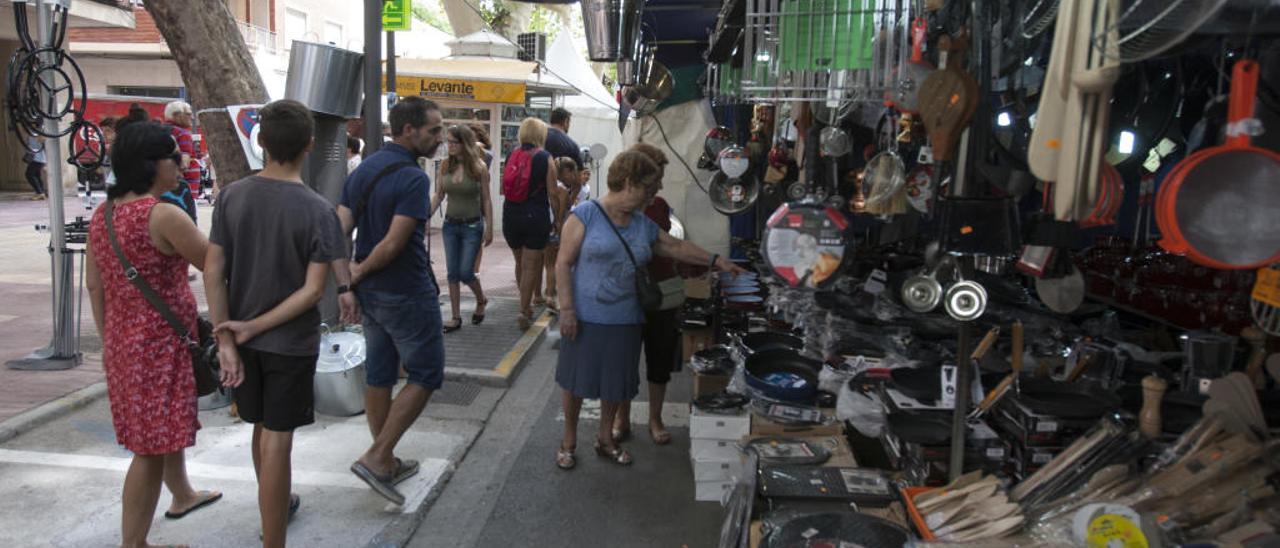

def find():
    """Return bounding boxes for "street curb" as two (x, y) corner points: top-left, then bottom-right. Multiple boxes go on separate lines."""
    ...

(0, 381), (108, 445)
(442, 309), (554, 388)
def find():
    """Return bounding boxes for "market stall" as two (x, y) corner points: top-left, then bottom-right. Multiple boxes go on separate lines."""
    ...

(588, 0), (1280, 544)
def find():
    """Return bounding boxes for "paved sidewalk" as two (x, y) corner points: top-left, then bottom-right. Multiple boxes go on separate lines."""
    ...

(0, 194), (530, 422)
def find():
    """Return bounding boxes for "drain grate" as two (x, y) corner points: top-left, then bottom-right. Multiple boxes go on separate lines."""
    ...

(433, 381), (482, 407)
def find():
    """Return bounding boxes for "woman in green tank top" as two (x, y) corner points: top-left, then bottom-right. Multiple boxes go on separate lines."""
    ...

(430, 125), (493, 332)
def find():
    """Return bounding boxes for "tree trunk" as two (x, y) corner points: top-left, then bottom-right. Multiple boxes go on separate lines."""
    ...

(143, 0), (269, 188)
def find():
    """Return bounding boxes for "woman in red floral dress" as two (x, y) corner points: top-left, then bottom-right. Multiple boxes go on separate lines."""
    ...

(86, 121), (222, 548)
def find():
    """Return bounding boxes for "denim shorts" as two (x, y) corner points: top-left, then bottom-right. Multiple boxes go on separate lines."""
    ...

(357, 289), (445, 389)
(442, 219), (484, 284)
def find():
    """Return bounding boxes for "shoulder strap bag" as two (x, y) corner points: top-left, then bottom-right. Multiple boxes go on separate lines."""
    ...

(592, 201), (663, 312)
(104, 201), (220, 397)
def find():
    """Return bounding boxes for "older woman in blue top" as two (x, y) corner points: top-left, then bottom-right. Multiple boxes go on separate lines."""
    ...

(553, 150), (744, 469)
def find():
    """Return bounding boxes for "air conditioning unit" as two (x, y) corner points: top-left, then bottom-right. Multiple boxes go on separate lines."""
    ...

(517, 33), (547, 63)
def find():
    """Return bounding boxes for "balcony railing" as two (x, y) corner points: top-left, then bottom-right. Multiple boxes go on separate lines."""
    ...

(237, 21), (282, 55)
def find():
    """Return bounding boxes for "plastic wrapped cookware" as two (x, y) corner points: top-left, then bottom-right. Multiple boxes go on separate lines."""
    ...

(762, 202), (849, 290)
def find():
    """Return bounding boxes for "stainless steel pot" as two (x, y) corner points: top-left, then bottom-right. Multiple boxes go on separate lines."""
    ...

(581, 0), (645, 62)
(285, 41), (364, 118)
(314, 330), (367, 416)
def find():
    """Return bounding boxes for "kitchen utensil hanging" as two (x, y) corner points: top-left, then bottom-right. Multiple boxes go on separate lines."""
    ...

(762, 201), (849, 290)
(1251, 265), (1280, 337)
(918, 33), (978, 162)
(704, 126), (734, 161)
(709, 170), (761, 216)
(1156, 60), (1280, 270)
(1091, 0), (1228, 63)
(739, 0), (902, 103)
(1020, 0), (1061, 39)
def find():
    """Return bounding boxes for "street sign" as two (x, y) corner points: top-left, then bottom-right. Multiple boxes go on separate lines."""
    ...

(382, 0), (412, 31)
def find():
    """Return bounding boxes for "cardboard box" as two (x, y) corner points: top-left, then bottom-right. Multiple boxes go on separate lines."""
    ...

(692, 454), (743, 482)
(695, 479), (734, 503)
(690, 407), (751, 440)
(691, 437), (741, 462)
(684, 277), (712, 300)
(682, 328), (715, 363)
(740, 434), (857, 467)
(693, 373), (730, 397)
(750, 409), (843, 437)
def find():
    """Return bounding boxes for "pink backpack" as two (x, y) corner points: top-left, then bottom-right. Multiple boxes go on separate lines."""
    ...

(502, 147), (541, 203)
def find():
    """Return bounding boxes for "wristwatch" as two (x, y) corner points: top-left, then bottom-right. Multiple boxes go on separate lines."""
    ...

(337, 284), (353, 294)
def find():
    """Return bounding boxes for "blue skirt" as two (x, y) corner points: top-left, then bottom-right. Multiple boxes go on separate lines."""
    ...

(555, 322), (643, 401)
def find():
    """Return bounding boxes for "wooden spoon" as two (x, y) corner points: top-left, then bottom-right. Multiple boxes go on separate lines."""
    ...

(914, 470), (983, 506)
(945, 515), (1026, 541)
(1242, 327), (1267, 388)
(918, 476), (999, 512)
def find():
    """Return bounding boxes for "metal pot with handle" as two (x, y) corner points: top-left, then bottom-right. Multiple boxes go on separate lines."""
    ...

(314, 328), (368, 416)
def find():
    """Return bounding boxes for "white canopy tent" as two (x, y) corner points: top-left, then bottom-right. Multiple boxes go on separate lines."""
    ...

(542, 33), (624, 202)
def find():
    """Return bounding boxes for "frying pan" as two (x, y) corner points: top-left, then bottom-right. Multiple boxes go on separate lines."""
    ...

(889, 411), (952, 445)
(739, 331), (804, 354)
(762, 202), (849, 290)
(1157, 59), (1280, 270)
(1013, 378), (1120, 419)
(709, 170), (760, 215)
(744, 349), (821, 402)
(891, 366), (945, 404)
(763, 512), (910, 548)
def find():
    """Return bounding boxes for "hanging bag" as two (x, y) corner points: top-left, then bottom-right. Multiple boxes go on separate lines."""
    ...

(502, 146), (542, 203)
(592, 201), (663, 312)
(104, 201), (220, 396)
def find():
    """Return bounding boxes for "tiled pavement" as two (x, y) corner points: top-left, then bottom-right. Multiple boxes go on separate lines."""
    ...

(0, 192), (533, 422)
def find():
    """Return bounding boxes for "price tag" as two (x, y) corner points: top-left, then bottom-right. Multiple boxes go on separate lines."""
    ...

(986, 447), (1005, 458)
(1036, 420), (1059, 433)
(1252, 267), (1280, 308)
(917, 145), (934, 164)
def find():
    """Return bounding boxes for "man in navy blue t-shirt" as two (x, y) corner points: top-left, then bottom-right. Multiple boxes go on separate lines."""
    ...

(546, 107), (582, 167)
(337, 96), (445, 505)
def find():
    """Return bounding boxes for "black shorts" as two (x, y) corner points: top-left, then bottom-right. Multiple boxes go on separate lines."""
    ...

(235, 347), (317, 432)
(503, 200), (550, 250)
(642, 308), (681, 384)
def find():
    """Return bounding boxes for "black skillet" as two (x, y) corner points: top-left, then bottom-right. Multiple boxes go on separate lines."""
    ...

(744, 349), (822, 403)
(888, 411), (953, 445)
(740, 331), (804, 354)
(1012, 379), (1122, 419)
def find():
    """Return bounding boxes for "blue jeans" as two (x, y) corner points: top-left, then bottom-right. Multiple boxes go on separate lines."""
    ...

(442, 219), (484, 284)
(357, 289), (445, 389)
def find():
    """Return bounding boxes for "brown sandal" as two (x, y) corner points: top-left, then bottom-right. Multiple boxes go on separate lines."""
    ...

(649, 425), (672, 445)
(593, 440), (633, 466)
(555, 444), (576, 470)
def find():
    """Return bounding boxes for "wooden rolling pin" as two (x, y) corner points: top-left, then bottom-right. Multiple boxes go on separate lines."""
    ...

(1242, 327), (1267, 389)
(970, 322), (1023, 418)
(1140, 375), (1167, 439)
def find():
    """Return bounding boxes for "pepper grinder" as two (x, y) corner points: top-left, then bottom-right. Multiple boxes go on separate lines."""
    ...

(1140, 375), (1167, 439)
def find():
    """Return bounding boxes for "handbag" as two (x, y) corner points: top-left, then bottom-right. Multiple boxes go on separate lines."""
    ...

(104, 201), (220, 397)
(593, 201), (663, 312)
(656, 277), (686, 311)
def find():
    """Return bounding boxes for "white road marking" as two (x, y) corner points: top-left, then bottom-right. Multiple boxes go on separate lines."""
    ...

(0, 448), (449, 498)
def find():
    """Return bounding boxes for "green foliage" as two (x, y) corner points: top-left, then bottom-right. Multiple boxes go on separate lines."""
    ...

(411, 2), (453, 34)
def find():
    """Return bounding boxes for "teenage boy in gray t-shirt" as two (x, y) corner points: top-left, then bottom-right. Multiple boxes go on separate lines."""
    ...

(204, 99), (356, 548)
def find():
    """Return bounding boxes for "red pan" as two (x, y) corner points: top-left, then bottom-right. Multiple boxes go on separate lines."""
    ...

(1157, 60), (1280, 270)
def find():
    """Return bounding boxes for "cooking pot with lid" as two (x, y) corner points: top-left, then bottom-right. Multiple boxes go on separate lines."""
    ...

(314, 330), (367, 416)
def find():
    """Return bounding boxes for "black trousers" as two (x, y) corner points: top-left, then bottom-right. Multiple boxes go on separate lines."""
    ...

(641, 308), (681, 384)
(24, 161), (45, 195)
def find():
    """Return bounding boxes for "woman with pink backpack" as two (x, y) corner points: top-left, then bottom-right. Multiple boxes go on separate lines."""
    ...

(501, 118), (561, 330)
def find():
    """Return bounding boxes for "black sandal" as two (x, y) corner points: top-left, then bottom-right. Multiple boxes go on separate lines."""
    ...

(472, 298), (488, 325)
(443, 317), (463, 333)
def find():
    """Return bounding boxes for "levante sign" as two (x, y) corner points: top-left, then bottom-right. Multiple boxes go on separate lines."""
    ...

(393, 76), (526, 104)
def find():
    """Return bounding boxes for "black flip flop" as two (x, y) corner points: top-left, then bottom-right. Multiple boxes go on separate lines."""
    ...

(350, 460), (405, 505)
(443, 318), (462, 333)
(163, 491), (222, 519)
(393, 458), (420, 485)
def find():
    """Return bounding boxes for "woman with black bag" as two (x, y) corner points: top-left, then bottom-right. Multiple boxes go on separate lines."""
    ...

(85, 121), (222, 548)
(553, 150), (743, 469)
